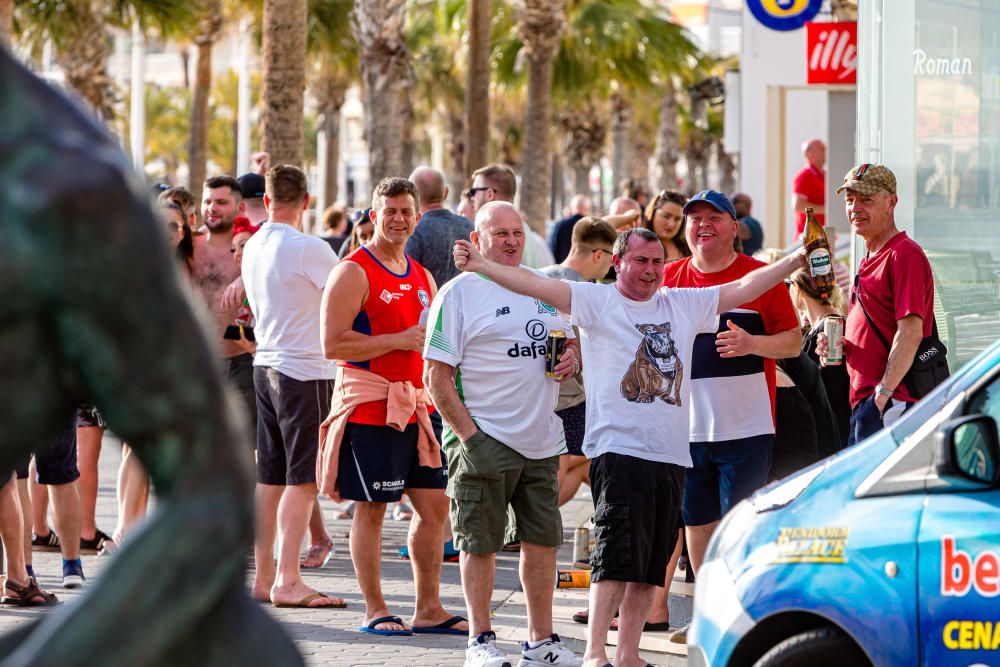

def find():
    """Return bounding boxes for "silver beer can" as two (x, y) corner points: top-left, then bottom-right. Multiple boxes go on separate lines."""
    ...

(824, 315), (844, 366)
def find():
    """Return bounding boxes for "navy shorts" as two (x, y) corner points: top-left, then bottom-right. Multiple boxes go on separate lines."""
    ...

(227, 353), (258, 448)
(848, 394), (912, 446)
(34, 420), (81, 486)
(682, 434), (773, 526)
(556, 402), (586, 457)
(76, 404), (106, 430)
(337, 419), (447, 503)
(255, 367), (333, 486)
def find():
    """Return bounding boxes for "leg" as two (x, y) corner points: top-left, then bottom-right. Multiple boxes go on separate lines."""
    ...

(0, 476), (30, 587)
(76, 425), (103, 541)
(15, 479), (31, 567)
(271, 483), (341, 607)
(520, 542), (557, 640)
(114, 444), (150, 543)
(48, 482), (82, 562)
(460, 552), (496, 636)
(406, 486), (466, 630)
(583, 579), (625, 667)
(28, 461), (49, 537)
(685, 522), (718, 575)
(252, 483), (283, 601)
(614, 583), (656, 667)
(350, 500), (404, 628)
(307, 502), (329, 546)
(647, 528), (683, 626)
(558, 455), (590, 506)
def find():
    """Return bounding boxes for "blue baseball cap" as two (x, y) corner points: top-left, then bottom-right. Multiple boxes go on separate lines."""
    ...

(682, 189), (738, 220)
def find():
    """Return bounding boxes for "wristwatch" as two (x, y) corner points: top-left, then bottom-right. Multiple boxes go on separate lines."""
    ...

(874, 383), (894, 399)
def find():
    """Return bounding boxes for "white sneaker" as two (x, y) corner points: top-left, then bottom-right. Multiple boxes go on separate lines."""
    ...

(518, 634), (583, 667)
(465, 631), (512, 667)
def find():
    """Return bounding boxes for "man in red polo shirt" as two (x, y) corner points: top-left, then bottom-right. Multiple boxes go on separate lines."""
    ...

(792, 139), (827, 239)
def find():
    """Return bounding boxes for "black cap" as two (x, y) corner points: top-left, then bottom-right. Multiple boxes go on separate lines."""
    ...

(237, 173), (266, 200)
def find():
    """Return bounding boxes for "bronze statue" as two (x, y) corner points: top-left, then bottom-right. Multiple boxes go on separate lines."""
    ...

(0, 47), (302, 665)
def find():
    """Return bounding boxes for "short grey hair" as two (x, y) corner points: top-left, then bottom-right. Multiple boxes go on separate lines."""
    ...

(474, 200), (521, 234)
(612, 228), (660, 261)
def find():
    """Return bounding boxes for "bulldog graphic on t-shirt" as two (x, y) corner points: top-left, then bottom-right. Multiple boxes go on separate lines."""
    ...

(620, 322), (684, 406)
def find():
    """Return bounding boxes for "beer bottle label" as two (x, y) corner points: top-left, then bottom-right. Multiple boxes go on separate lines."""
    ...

(808, 248), (832, 276)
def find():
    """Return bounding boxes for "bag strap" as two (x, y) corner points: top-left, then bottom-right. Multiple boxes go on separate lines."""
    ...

(854, 271), (940, 352)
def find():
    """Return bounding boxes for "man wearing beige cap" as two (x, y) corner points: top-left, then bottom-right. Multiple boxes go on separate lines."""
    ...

(818, 164), (937, 444)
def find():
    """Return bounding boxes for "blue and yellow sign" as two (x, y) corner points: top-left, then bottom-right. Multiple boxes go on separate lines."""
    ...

(747, 0), (823, 32)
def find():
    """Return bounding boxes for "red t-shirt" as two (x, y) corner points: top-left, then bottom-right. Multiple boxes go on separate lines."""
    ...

(663, 254), (800, 436)
(844, 232), (934, 407)
(793, 164), (826, 238)
(340, 247), (435, 424)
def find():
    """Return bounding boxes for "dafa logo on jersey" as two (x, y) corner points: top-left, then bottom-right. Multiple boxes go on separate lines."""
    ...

(507, 319), (549, 359)
(747, 0), (822, 32)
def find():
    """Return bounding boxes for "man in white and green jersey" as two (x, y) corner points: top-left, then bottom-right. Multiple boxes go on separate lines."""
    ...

(424, 201), (582, 667)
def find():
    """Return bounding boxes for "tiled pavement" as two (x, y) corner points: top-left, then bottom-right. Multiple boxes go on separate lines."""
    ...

(1, 434), (689, 666)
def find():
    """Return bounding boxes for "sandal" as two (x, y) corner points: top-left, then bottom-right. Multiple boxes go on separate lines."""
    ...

(1, 579), (59, 607)
(31, 530), (60, 552)
(301, 539), (334, 569)
(334, 501), (355, 520)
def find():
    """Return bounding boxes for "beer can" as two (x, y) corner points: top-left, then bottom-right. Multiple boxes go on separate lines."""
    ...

(572, 526), (590, 565)
(545, 329), (567, 378)
(555, 569), (591, 589)
(823, 315), (844, 366)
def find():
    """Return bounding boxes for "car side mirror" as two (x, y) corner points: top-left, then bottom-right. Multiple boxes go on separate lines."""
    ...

(936, 414), (1000, 486)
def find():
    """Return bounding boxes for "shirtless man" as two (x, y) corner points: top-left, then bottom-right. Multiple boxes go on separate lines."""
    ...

(196, 176), (257, 450)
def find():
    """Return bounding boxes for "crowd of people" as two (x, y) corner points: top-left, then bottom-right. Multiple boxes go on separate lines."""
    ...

(2, 152), (939, 667)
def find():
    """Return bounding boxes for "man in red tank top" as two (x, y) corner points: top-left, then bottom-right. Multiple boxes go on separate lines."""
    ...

(321, 178), (466, 637)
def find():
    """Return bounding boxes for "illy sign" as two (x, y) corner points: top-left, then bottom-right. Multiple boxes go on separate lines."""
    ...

(806, 22), (857, 85)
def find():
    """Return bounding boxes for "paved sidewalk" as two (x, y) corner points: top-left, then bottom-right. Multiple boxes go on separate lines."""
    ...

(1, 435), (687, 666)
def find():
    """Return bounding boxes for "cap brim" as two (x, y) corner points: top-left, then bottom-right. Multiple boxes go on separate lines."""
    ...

(836, 181), (881, 196)
(683, 200), (732, 217)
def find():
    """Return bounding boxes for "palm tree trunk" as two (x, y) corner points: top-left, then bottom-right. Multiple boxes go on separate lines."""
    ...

(320, 107), (341, 203)
(262, 0), (308, 166)
(0, 0), (13, 48)
(654, 77), (679, 191)
(446, 108), (466, 208)
(464, 0), (492, 178)
(355, 0), (408, 188)
(400, 79), (414, 176)
(515, 0), (566, 233)
(573, 165), (589, 195)
(56, 8), (117, 123)
(188, 30), (216, 192)
(610, 93), (631, 192)
(717, 140), (736, 195)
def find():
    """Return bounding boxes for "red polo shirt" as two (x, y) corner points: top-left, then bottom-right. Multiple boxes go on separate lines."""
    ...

(793, 163), (826, 238)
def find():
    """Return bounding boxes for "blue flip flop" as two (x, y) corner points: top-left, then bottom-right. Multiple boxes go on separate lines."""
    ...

(412, 615), (468, 635)
(358, 615), (412, 636)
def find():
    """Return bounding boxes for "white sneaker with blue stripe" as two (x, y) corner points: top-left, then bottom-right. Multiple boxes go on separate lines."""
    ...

(518, 634), (582, 666)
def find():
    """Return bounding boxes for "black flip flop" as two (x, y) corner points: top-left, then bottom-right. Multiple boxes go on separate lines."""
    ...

(412, 615), (468, 635)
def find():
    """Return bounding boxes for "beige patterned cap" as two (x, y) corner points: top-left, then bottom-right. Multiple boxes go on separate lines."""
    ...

(836, 163), (897, 196)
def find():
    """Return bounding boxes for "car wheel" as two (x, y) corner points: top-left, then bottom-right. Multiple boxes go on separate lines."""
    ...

(753, 627), (871, 667)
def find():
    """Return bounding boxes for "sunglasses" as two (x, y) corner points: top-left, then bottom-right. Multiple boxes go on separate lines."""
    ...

(468, 186), (492, 196)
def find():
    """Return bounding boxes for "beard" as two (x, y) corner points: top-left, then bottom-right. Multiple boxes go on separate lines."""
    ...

(205, 213), (235, 232)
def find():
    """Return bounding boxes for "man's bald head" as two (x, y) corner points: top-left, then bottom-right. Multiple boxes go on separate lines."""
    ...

(475, 200), (521, 234)
(802, 139), (826, 169)
(570, 194), (592, 215)
(408, 165), (447, 211)
(608, 197), (641, 216)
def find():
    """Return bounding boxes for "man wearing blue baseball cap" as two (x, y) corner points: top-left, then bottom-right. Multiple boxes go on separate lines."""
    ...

(662, 190), (801, 643)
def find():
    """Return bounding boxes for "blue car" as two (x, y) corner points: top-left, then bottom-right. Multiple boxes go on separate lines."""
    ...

(689, 340), (1000, 667)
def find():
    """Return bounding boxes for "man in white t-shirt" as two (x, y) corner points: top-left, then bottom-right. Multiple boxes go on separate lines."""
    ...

(424, 201), (581, 667)
(241, 165), (345, 609)
(452, 226), (805, 667)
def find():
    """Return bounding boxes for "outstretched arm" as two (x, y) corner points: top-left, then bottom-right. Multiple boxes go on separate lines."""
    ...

(453, 239), (572, 314)
(717, 250), (806, 314)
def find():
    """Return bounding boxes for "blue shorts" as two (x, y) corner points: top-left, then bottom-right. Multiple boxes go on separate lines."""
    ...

(682, 434), (773, 526)
(34, 419), (81, 486)
(337, 419), (447, 503)
(848, 394), (912, 446)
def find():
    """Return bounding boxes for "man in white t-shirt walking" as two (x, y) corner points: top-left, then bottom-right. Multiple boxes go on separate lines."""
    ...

(424, 201), (581, 667)
(242, 165), (345, 609)
(452, 226), (805, 667)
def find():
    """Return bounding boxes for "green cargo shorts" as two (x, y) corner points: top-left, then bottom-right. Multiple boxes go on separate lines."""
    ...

(446, 429), (562, 554)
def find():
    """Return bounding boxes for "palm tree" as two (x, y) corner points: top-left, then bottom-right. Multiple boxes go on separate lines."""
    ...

(354, 0), (409, 186)
(558, 101), (606, 194)
(512, 0), (566, 232)
(188, 0), (223, 192)
(261, 0), (308, 166)
(15, 0), (199, 125)
(309, 0), (358, 205)
(0, 0), (13, 47)
(653, 76), (680, 191)
(464, 0), (492, 179)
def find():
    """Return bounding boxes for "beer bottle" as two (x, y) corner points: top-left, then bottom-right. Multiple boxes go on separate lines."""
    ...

(803, 207), (835, 301)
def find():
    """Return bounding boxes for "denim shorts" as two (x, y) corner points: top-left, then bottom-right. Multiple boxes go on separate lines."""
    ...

(682, 434), (773, 526)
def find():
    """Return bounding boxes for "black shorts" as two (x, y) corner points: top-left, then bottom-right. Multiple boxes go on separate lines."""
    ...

(337, 420), (447, 503)
(556, 402), (586, 457)
(34, 419), (81, 486)
(226, 353), (258, 448)
(589, 452), (684, 586)
(76, 403), (106, 430)
(254, 367), (333, 486)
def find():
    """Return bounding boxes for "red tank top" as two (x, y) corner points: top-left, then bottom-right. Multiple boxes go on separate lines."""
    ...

(340, 246), (434, 424)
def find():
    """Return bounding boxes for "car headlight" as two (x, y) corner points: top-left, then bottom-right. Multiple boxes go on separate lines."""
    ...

(751, 463), (825, 513)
